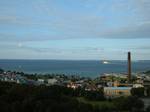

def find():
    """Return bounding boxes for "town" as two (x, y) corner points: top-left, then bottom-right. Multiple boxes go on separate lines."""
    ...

(0, 52), (150, 112)
(0, 68), (150, 97)
(1, 52), (150, 98)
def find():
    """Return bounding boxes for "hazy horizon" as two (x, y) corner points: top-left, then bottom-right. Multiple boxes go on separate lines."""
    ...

(0, 58), (150, 61)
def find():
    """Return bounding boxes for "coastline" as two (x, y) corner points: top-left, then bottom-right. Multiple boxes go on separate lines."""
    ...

(0, 59), (150, 77)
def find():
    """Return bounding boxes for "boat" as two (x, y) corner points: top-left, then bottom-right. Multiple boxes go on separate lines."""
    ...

(102, 60), (110, 64)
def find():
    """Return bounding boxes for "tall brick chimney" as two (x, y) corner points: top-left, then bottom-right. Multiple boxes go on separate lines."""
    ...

(128, 52), (131, 82)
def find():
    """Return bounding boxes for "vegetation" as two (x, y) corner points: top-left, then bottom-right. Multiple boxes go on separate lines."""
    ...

(144, 70), (150, 75)
(0, 81), (105, 112)
(146, 87), (150, 97)
(0, 81), (147, 112)
(131, 87), (145, 97)
(0, 68), (4, 73)
(84, 89), (105, 101)
(146, 105), (150, 112)
(113, 96), (144, 112)
(77, 97), (115, 111)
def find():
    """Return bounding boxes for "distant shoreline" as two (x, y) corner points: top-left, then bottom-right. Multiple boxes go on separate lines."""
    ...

(0, 59), (150, 61)
(0, 60), (150, 77)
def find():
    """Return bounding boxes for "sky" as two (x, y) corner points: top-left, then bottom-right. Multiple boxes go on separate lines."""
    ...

(0, 0), (150, 60)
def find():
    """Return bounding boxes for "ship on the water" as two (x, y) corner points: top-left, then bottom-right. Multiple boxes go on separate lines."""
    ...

(102, 60), (110, 64)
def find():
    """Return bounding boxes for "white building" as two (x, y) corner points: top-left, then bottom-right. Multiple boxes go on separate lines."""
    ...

(38, 79), (45, 84)
(133, 84), (144, 88)
(47, 78), (58, 85)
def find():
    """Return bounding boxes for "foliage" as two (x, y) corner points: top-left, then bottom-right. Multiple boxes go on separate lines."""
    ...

(144, 70), (150, 75)
(0, 81), (146, 112)
(0, 68), (4, 73)
(113, 96), (144, 112)
(0, 81), (103, 112)
(84, 90), (105, 101)
(146, 87), (150, 97)
(131, 87), (145, 97)
(146, 105), (150, 112)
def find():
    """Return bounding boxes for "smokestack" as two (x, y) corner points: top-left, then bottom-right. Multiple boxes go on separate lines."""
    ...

(128, 52), (131, 82)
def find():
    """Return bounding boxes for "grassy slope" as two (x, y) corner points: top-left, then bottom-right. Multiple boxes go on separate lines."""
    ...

(77, 97), (114, 108)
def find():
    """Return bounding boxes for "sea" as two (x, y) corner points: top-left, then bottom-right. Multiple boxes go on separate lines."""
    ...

(0, 59), (150, 77)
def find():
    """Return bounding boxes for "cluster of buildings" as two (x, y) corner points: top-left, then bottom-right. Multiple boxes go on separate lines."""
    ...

(0, 52), (150, 98)
(0, 71), (63, 86)
(0, 71), (28, 84)
(100, 52), (150, 98)
(65, 52), (150, 98)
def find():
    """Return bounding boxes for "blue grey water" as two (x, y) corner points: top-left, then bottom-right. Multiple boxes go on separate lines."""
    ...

(0, 59), (150, 77)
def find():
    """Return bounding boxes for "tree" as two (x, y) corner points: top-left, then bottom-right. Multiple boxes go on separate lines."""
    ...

(84, 90), (105, 101)
(131, 87), (145, 97)
(146, 105), (150, 112)
(146, 87), (150, 97)
(113, 96), (144, 112)
(0, 68), (4, 73)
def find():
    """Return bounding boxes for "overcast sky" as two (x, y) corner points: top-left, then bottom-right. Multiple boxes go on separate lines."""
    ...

(0, 0), (150, 60)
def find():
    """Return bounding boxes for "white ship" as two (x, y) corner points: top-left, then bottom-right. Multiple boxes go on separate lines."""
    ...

(102, 60), (110, 64)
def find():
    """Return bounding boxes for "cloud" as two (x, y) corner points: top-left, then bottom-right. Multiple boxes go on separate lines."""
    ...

(22, 46), (63, 54)
(132, 45), (150, 50)
(100, 21), (150, 39)
(0, 0), (150, 42)
(0, 15), (17, 24)
(132, 0), (150, 19)
(17, 43), (23, 48)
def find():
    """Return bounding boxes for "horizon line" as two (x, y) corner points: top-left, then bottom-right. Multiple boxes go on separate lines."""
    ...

(0, 59), (150, 61)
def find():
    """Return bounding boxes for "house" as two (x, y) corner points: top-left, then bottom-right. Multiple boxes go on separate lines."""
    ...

(104, 87), (132, 98)
(85, 84), (97, 91)
(113, 81), (133, 87)
(133, 84), (144, 88)
(107, 82), (113, 87)
(67, 82), (78, 89)
(143, 80), (150, 86)
(38, 79), (45, 84)
(47, 78), (58, 85)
